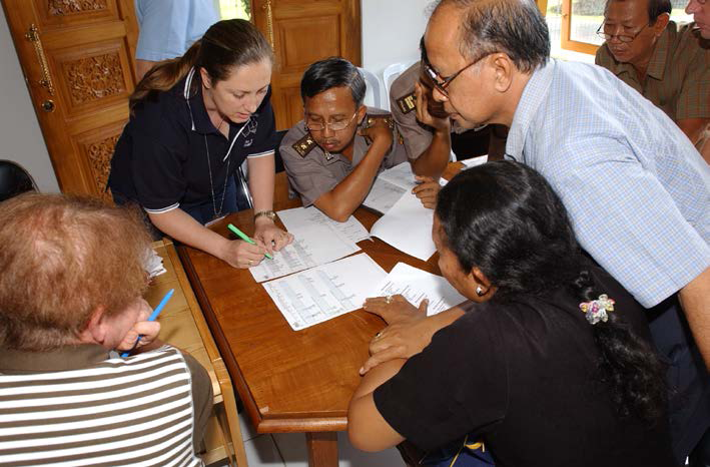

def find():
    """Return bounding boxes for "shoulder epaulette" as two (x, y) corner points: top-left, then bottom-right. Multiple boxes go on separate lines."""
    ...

(396, 92), (417, 115)
(292, 133), (317, 158)
(366, 114), (395, 130)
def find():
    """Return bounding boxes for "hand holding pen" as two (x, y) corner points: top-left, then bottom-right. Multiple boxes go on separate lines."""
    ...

(119, 289), (173, 357)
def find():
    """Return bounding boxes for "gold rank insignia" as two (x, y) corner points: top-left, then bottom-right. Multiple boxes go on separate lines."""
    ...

(396, 92), (417, 114)
(365, 114), (395, 130)
(293, 133), (316, 158)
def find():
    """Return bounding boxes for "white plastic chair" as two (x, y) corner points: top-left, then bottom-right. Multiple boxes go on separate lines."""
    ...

(357, 67), (385, 110)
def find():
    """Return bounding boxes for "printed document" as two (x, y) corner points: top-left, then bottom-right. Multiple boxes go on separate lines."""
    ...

(373, 263), (466, 316)
(370, 190), (437, 261)
(363, 162), (418, 214)
(249, 223), (360, 282)
(263, 253), (387, 331)
(277, 206), (370, 244)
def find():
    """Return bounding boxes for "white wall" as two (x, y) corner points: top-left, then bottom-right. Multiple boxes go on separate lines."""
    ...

(0, 6), (59, 192)
(361, 0), (432, 76)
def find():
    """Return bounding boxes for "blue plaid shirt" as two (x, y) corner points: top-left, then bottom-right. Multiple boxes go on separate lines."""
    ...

(506, 59), (710, 308)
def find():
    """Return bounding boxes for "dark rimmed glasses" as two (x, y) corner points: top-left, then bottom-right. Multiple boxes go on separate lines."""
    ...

(596, 22), (649, 43)
(422, 53), (491, 97)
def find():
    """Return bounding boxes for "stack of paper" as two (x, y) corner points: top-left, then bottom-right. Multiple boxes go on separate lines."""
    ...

(249, 222), (360, 282)
(370, 190), (437, 261)
(263, 253), (387, 331)
(144, 248), (166, 278)
(372, 263), (466, 316)
(277, 206), (370, 244)
(363, 162), (418, 214)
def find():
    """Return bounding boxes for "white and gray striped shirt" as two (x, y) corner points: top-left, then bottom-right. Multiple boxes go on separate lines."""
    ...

(0, 345), (204, 466)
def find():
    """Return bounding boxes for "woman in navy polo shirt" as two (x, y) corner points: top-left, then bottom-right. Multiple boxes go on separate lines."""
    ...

(109, 19), (292, 268)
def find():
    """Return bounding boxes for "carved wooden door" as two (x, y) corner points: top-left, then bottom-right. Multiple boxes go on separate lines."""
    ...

(1, 0), (138, 199)
(251, 0), (361, 130)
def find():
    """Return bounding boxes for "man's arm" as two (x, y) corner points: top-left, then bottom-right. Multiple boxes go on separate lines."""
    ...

(136, 59), (158, 82)
(677, 118), (710, 148)
(314, 121), (393, 222)
(409, 82), (452, 177)
(679, 267), (710, 370)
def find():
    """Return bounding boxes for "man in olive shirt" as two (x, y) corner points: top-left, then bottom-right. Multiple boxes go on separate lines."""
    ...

(280, 58), (407, 222)
(596, 0), (709, 160)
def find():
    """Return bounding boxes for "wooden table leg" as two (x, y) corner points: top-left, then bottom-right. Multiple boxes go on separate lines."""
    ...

(306, 432), (338, 467)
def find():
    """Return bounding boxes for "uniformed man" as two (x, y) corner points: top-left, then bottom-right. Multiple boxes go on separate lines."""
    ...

(390, 59), (508, 179)
(596, 0), (710, 159)
(280, 57), (408, 222)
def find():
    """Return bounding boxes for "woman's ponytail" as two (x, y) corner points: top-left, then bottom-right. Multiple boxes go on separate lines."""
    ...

(129, 40), (201, 112)
(571, 270), (667, 423)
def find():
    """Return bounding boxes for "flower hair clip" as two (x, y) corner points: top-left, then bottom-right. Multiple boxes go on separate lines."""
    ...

(579, 294), (615, 325)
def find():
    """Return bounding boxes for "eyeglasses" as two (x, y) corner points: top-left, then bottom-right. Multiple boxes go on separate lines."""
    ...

(596, 22), (649, 43)
(422, 53), (491, 97)
(304, 111), (358, 132)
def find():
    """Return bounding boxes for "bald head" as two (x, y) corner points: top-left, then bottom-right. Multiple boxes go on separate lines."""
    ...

(430, 0), (550, 73)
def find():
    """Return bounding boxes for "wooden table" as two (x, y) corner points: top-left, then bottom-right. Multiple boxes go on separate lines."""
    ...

(177, 197), (441, 467)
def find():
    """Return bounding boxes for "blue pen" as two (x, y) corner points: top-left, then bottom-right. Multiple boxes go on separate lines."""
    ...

(121, 288), (174, 358)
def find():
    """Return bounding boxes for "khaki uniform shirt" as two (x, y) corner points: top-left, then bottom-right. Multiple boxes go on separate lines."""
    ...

(596, 21), (710, 121)
(280, 107), (408, 206)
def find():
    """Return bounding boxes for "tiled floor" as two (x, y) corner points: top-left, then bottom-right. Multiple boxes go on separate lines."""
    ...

(237, 410), (405, 467)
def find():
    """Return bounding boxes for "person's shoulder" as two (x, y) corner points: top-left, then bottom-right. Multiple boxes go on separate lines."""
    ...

(281, 122), (318, 160)
(390, 61), (420, 98)
(674, 21), (710, 52)
(363, 107), (395, 128)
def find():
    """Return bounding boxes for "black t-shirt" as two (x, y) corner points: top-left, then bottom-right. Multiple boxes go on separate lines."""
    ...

(108, 71), (278, 212)
(374, 267), (678, 467)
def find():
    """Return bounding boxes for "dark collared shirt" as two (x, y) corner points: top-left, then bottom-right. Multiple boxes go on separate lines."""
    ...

(596, 21), (710, 121)
(109, 72), (278, 213)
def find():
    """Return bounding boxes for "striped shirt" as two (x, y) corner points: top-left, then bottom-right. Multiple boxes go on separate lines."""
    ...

(596, 22), (710, 121)
(506, 58), (710, 308)
(0, 345), (207, 466)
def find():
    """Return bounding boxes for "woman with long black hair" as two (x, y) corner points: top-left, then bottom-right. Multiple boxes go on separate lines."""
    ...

(348, 161), (677, 466)
(109, 19), (292, 268)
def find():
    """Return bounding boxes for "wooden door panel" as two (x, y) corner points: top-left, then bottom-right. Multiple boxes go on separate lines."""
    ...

(73, 122), (124, 203)
(1, 0), (138, 197)
(277, 16), (341, 72)
(52, 40), (132, 120)
(252, 0), (361, 130)
(36, 0), (119, 28)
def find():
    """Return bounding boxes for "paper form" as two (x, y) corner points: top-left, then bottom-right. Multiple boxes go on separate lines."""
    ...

(372, 263), (466, 316)
(377, 161), (419, 190)
(460, 154), (488, 169)
(263, 253), (387, 331)
(277, 206), (370, 244)
(370, 190), (437, 261)
(249, 223), (360, 283)
(362, 162), (418, 214)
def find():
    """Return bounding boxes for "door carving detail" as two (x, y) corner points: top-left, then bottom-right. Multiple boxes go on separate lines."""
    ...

(64, 52), (124, 105)
(48, 0), (108, 16)
(85, 133), (119, 201)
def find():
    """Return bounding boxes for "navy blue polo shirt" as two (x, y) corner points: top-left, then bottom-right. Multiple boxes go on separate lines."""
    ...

(108, 72), (278, 213)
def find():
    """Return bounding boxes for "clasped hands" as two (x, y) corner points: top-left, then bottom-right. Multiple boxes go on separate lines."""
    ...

(360, 294), (433, 375)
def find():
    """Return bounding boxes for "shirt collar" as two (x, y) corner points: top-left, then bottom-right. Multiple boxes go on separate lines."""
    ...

(505, 59), (557, 162)
(186, 74), (222, 135)
(646, 25), (672, 81)
(0, 344), (111, 373)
